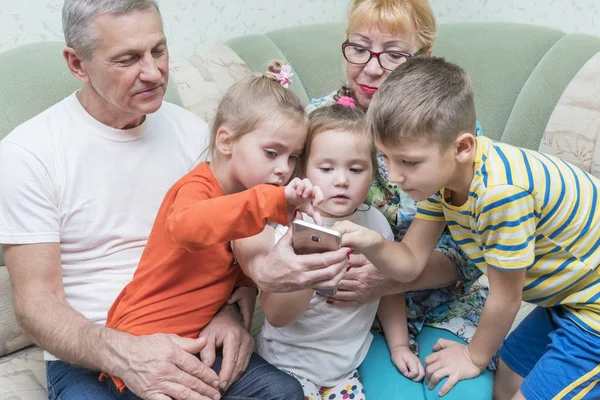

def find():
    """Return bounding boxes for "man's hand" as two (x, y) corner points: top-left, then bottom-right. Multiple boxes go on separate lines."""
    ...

(285, 177), (323, 225)
(226, 286), (258, 331)
(425, 339), (482, 397)
(198, 304), (254, 391)
(252, 227), (349, 292)
(327, 254), (400, 306)
(116, 333), (221, 400)
(391, 345), (425, 382)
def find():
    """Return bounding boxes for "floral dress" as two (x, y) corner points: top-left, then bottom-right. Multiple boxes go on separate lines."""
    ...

(308, 91), (491, 366)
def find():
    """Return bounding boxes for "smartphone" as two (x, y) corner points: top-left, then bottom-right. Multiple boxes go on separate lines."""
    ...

(292, 219), (342, 255)
(292, 219), (342, 296)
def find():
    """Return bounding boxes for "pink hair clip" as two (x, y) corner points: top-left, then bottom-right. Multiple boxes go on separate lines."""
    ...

(336, 96), (356, 109)
(267, 64), (293, 88)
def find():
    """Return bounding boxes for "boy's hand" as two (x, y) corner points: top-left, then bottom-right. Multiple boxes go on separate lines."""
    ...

(332, 220), (383, 255)
(285, 178), (323, 225)
(391, 345), (425, 382)
(425, 339), (482, 397)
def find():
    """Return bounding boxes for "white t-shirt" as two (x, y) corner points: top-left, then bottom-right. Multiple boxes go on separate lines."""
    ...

(0, 93), (209, 360)
(256, 205), (394, 386)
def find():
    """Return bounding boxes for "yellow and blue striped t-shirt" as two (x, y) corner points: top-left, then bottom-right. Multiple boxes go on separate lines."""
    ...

(416, 136), (600, 335)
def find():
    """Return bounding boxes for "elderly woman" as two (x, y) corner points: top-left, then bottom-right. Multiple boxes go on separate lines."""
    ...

(307, 1), (494, 399)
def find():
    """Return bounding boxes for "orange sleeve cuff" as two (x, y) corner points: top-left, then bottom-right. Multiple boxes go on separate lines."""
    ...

(99, 372), (126, 392)
(272, 186), (288, 226)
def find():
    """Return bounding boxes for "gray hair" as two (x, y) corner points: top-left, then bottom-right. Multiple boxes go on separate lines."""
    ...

(62, 0), (161, 60)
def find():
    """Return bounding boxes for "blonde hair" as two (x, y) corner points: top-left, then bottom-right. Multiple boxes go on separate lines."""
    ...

(303, 104), (377, 177)
(339, 0), (437, 107)
(208, 61), (306, 158)
(346, 0), (436, 55)
(367, 57), (476, 149)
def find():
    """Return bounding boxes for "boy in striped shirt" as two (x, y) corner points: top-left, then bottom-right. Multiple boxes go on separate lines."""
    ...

(334, 57), (600, 400)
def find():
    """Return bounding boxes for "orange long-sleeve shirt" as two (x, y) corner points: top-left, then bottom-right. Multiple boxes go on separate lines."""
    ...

(105, 162), (286, 378)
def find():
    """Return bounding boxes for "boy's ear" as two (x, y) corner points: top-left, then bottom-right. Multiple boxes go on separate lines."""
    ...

(215, 127), (234, 156)
(454, 133), (476, 163)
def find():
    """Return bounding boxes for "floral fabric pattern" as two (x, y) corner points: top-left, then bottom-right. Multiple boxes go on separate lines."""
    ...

(284, 369), (365, 400)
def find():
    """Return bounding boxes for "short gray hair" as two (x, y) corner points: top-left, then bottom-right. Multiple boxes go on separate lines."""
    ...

(62, 0), (161, 60)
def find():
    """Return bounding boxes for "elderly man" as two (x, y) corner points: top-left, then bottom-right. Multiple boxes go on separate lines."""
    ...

(0, 1), (310, 399)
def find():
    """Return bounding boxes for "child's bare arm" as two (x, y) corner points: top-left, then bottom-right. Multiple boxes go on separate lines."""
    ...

(378, 294), (410, 351)
(467, 267), (525, 368)
(334, 218), (446, 282)
(260, 289), (313, 327)
(425, 267), (525, 396)
(378, 294), (425, 381)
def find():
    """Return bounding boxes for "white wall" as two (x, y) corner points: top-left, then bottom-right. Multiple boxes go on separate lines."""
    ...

(1, 1), (599, 56)
(0, 0), (349, 57)
(430, 0), (600, 36)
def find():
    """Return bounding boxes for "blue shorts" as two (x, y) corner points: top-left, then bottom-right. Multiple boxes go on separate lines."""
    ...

(500, 306), (600, 400)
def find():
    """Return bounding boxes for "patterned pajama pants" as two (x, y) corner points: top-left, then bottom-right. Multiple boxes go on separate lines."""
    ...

(283, 369), (366, 400)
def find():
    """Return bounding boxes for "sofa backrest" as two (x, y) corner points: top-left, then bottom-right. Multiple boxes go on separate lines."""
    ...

(227, 22), (600, 156)
(2, 23), (600, 267)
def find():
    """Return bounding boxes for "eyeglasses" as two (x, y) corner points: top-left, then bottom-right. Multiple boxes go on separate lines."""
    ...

(342, 40), (421, 71)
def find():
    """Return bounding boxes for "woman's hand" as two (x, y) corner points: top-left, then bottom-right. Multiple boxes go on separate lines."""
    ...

(391, 344), (425, 382)
(327, 254), (400, 306)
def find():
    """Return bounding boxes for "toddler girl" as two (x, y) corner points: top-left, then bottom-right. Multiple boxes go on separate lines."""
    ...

(256, 101), (424, 400)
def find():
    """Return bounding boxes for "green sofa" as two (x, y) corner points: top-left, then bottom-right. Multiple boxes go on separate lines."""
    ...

(2, 22), (600, 399)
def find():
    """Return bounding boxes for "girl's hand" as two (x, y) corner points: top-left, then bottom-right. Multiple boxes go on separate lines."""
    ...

(284, 177), (323, 225)
(391, 345), (425, 382)
(332, 220), (383, 255)
(226, 286), (258, 331)
(425, 340), (483, 397)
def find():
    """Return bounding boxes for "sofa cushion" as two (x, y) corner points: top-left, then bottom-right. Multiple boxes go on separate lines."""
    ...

(0, 346), (46, 399)
(0, 267), (32, 357)
(538, 51), (600, 179)
(226, 32), (316, 106)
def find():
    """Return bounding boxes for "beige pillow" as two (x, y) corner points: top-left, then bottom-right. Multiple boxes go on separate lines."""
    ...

(539, 51), (600, 180)
(168, 45), (252, 126)
(0, 267), (33, 357)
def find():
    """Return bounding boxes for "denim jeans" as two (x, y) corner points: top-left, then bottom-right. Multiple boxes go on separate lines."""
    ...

(47, 351), (303, 400)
